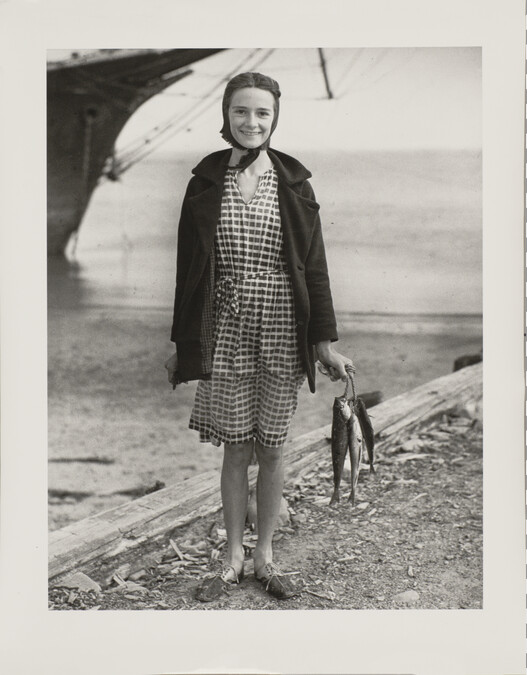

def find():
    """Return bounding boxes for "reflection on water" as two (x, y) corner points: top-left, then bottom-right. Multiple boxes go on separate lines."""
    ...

(48, 150), (482, 316)
(47, 238), (168, 312)
(47, 257), (94, 310)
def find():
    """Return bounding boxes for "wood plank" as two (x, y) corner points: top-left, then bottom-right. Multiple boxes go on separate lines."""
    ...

(49, 363), (481, 582)
(364, 363), (482, 439)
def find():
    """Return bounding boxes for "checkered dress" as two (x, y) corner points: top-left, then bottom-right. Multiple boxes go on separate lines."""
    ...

(189, 167), (306, 448)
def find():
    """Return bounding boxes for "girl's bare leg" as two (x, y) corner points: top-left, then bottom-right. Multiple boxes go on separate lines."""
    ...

(252, 442), (284, 574)
(221, 441), (254, 577)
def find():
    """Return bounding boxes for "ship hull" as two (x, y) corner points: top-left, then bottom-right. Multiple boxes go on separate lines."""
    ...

(47, 49), (223, 256)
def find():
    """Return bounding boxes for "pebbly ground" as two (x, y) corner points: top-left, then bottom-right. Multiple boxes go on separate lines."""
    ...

(49, 411), (482, 611)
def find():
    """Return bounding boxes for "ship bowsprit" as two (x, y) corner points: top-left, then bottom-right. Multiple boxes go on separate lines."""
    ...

(47, 48), (224, 256)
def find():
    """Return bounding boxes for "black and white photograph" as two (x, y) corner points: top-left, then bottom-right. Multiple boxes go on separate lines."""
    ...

(46, 46), (484, 610)
(0, 1), (525, 674)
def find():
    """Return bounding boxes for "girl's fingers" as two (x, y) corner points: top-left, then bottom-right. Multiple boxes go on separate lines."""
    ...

(317, 359), (355, 381)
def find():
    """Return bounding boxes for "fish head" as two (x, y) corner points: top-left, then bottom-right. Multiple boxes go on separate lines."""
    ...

(334, 396), (352, 422)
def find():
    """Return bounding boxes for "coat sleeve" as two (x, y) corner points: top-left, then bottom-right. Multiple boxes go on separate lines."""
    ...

(302, 180), (339, 345)
(170, 179), (197, 342)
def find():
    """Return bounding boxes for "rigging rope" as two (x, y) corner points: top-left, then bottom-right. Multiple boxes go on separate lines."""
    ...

(332, 49), (365, 93)
(120, 48), (276, 171)
(106, 48), (275, 179)
(336, 49), (390, 97)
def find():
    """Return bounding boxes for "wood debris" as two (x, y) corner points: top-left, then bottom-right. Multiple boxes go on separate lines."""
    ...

(48, 408), (482, 612)
(394, 453), (432, 463)
(169, 539), (186, 560)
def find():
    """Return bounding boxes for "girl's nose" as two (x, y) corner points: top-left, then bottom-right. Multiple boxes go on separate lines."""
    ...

(246, 113), (257, 127)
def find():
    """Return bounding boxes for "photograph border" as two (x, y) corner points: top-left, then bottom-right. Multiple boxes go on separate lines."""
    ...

(1, 1), (525, 674)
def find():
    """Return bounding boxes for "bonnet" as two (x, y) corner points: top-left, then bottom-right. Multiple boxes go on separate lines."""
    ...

(220, 72), (281, 171)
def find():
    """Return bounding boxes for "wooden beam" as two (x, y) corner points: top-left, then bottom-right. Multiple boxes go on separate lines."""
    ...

(49, 363), (481, 582)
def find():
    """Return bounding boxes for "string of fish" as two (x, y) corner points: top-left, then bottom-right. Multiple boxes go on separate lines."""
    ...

(329, 364), (375, 506)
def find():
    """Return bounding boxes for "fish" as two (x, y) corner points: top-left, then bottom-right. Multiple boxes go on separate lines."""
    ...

(354, 396), (375, 473)
(348, 408), (363, 505)
(329, 365), (376, 506)
(329, 396), (352, 505)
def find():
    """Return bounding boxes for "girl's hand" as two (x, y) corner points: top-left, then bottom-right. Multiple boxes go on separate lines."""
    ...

(164, 352), (178, 384)
(316, 341), (354, 382)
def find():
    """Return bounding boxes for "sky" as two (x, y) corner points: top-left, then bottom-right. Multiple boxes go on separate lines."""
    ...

(111, 47), (482, 157)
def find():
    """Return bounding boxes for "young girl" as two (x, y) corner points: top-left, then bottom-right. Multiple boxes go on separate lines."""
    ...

(165, 72), (353, 601)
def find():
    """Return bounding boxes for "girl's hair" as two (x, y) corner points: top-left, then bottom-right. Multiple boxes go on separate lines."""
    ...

(220, 72), (281, 150)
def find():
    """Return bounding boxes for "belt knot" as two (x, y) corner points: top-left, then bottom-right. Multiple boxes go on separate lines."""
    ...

(215, 267), (286, 317)
(215, 276), (240, 317)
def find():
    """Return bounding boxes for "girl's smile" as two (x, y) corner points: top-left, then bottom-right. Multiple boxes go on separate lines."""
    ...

(228, 87), (275, 150)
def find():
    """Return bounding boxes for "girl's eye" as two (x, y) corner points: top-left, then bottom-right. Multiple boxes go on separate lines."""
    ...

(231, 109), (271, 117)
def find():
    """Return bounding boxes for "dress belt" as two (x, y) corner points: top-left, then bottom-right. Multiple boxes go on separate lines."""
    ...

(215, 267), (287, 317)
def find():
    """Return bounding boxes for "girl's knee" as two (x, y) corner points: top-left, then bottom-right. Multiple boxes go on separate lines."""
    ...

(224, 442), (254, 468)
(255, 443), (283, 469)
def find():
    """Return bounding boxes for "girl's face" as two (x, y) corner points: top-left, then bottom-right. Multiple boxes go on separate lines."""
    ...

(228, 87), (275, 150)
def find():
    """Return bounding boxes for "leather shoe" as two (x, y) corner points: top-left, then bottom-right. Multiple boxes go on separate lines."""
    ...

(195, 564), (244, 602)
(254, 562), (299, 600)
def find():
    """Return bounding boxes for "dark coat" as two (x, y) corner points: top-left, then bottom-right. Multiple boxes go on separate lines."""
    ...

(170, 147), (338, 393)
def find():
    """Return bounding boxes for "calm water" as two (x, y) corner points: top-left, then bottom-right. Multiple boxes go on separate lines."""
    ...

(49, 149), (482, 319)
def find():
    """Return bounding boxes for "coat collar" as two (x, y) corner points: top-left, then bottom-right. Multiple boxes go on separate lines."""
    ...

(192, 148), (312, 187)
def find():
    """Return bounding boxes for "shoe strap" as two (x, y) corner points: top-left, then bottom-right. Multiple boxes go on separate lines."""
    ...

(220, 564), (241, 583)
(258, 562), (282, 580)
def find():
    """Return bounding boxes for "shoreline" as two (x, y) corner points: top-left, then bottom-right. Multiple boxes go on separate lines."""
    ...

(49, 291), (483, 329)
(48, 304), (482, 531)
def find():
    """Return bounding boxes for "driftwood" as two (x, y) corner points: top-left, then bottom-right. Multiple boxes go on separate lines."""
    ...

(358, 390), (383, 408)
(49, 363), (482, 583)
(453, 353), (482, 372)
